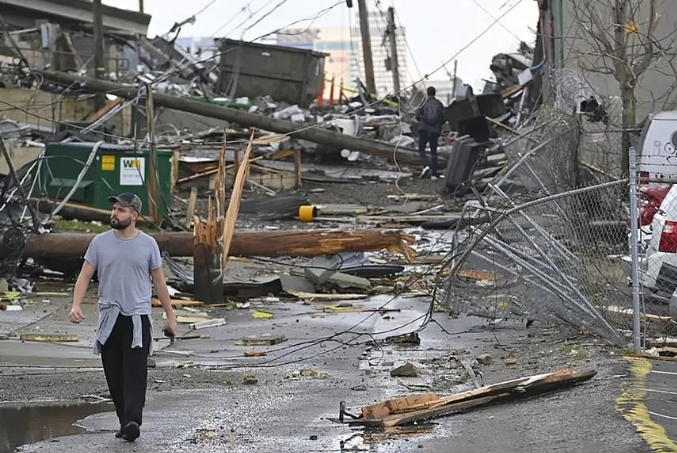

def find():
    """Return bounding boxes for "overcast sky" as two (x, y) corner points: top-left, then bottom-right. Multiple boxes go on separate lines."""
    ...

(108, 0), (539, 90)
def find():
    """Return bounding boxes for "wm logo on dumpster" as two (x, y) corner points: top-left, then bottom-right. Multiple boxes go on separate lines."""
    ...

(123, 159), (143, 169)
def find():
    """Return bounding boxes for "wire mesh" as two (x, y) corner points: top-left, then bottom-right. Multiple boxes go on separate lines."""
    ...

(493, 107), (581, 196)
(552, 68), (624, 180)
(444, 180), (632, 347)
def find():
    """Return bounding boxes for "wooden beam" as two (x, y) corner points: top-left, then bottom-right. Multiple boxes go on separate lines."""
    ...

(222, 131), (254, 268)
(6, 229), (416, 260)
(294, 149), (302, 189)
(86, 98), (123, 123)
(184, 187), (198, 228)
(350, 369), (596, 428)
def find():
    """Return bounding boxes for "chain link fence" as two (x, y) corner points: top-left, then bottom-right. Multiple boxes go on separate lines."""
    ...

(443, 179), (632, 347)
(439, 67), (677, 350)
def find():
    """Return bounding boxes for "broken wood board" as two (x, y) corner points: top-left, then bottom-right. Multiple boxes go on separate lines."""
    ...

(249, 172), (297, 191)
(251, 134), (290, 147)
(235, 334), (287, 346)
(606, 306), (670, 323)
(190, 318), (226, 330)
(271, 149), (295, 160)
(315, 204), (370, 216)
(387, 194), (440, 202)
(285, 289), (368, 301)
(152, 298), (205, 308)
(646, 337), (677, 348)
(20, 334), (81, 342)
(456, 269), (501, 282)
(351, 368), (596, 427)
(177, 316), (211, 324)
(362, 393), (439, 420)
(222, 130), (255, 267)
(356, 215), (459, 224)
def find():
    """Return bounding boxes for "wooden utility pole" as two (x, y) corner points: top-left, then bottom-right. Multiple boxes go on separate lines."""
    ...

(452, 60), (458, 100)
(145, 86), (160, 226)
(192, 132), (226, 304)
(92, 0), (106, 109)
(357, 0), (376, 95)
(139, 0), (144, 13)
(387, 7), (401, 95)
(6, 230), (417, 261)
(38, 71), (420, 163)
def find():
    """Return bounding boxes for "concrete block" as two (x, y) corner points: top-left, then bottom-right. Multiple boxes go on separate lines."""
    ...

(304, 255), (341, 285)
(327, 272), (372, 290)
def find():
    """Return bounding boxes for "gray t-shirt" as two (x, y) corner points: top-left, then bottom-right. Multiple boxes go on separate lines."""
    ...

(84, 229), (162, 314)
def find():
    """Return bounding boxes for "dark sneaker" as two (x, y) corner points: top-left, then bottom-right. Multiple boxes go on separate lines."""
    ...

(122, 421), (140, 442)
(115, 426), (123, 438)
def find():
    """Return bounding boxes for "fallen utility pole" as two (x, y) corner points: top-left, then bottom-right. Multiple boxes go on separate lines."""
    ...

(36, 71), (422, 165)
(3, 229), (416, 261)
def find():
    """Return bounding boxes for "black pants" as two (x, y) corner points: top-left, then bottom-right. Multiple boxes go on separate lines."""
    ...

(418, 130), (440, 177)
(100, 314), (151, 428)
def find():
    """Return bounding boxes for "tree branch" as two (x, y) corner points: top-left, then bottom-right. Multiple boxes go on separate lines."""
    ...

(633, 0), (660, 76)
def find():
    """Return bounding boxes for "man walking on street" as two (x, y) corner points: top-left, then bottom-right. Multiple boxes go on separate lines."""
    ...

(69, 192), (178, 442)
(416, 86), (447, 180)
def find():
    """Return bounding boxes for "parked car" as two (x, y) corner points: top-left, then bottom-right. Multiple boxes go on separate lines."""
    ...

(622, 110), (677, 295)
(636, 184), (677, 294)
(632, 184), (671, 229)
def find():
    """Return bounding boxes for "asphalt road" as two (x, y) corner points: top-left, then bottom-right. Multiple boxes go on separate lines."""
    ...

(0, 292), (656, 453)
(643, 360), (677, 443)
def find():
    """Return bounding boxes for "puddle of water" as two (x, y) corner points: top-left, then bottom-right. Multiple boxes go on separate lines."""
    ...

(0, 401), (114, 453)
(340, 424), (436, 451)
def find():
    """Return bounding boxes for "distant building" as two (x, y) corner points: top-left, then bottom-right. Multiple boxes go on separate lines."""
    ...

(350, 10), (409, 96)
(271, 9), (409, 98)
(275, 27), (356, 98)
(422, 79), (465, 106)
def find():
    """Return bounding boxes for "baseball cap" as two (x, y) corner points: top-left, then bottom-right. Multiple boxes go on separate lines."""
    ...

(108, 193), (142, 213)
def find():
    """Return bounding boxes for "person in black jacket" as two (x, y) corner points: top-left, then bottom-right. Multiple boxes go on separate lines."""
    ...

(415, 86), (446, 180)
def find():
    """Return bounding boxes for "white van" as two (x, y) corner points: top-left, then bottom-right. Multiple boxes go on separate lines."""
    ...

(638, 111), (677, 182)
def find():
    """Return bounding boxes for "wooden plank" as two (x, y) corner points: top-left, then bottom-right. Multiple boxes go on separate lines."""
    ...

(176, 316), (211, 324)
(294, 149), (302, 189)
(362, 393), (439, 420)
(371, 395), (502, 428)
(86, 98), (122, 122)
(152, 298), (204, 308)
(235, 335), (287, 346)
(357, 215), (458, 224)
(284, 289), (368, 300)
(20, 334), (80, 342)
(350, 369), (596, 427)
(606, 306), (670, 323)
(222, 132), (254, 267)
(184, 187), (198, 228)
(271, 149), (295, 160)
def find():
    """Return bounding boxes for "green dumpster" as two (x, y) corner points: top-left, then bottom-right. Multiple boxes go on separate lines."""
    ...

(40, 142), (175, 218)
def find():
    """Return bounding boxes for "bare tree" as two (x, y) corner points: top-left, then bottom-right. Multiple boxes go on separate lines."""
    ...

(569, 0), (677, 175)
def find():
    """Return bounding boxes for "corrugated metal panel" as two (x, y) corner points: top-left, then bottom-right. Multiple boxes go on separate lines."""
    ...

(216, 39), (327, 107)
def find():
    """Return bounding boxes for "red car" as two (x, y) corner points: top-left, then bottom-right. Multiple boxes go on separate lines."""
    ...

(632, 183), (671, 229)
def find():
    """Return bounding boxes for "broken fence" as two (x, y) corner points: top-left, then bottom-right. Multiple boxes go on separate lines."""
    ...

(443, 179), (634, 347)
